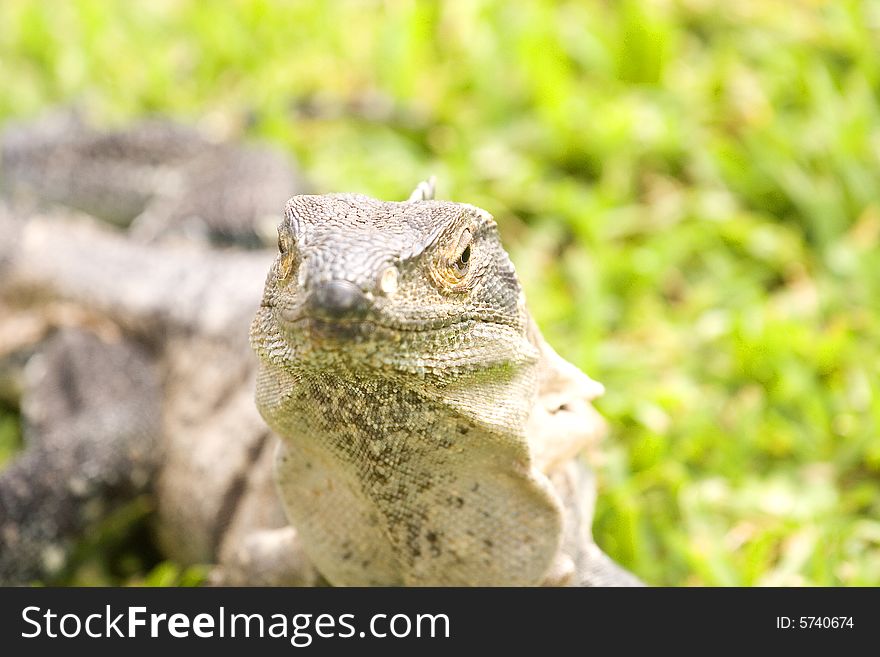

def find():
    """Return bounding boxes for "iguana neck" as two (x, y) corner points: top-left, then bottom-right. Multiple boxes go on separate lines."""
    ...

(256, 360), (562, 586)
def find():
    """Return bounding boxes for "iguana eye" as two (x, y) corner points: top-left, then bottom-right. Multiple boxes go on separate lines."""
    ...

(276, 229), (297, 282)
(428, 225), (475, 292)
(453, 244), (470, 276)
(278, 229), (291, 254)
(448, 228), (472, 280)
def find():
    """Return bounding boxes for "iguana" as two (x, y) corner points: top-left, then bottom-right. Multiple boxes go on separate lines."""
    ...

(249, 180), (640, 586)
(0, 118), (640, 586)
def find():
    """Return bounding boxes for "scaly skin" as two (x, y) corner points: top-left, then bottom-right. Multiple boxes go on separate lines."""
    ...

(251, 186), (642, 586)
(1, 110), (308, 246)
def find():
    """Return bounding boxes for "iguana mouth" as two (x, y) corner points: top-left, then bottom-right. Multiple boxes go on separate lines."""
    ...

(283, 314), (474, 341)
(296, 316), (379, 342)
(277, 305), (479, 336)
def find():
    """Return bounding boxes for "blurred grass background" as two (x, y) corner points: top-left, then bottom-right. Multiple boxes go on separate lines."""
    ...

(1, 0), (878, 586)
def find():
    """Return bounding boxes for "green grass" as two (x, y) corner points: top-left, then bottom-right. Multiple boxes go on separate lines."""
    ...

(1, 0), (878, 586)
(0, 409), (22, 466)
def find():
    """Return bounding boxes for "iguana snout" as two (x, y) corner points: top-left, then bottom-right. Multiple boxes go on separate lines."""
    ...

(306, 279), (371, 319)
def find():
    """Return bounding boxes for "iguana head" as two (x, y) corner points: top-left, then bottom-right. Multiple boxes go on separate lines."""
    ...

(250, 191), (566, 586)
(251, 192), (540, 379)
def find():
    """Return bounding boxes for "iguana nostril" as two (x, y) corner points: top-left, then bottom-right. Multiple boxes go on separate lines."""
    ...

(308, 279), (369, 318)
